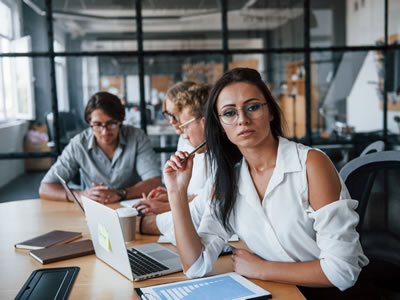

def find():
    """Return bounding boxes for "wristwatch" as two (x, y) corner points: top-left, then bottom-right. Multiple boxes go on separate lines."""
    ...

(116, 188), (127, 201)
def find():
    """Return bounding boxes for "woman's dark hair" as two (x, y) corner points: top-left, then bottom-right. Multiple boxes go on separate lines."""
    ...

(84, 92), (125, 123)
(205, 68), (283, 231)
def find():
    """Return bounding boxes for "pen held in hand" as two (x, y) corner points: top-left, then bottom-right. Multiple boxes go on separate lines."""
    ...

(181, 141), (206, 163)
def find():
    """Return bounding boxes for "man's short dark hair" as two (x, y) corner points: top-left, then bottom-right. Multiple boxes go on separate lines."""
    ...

(84, 92), (125, 124)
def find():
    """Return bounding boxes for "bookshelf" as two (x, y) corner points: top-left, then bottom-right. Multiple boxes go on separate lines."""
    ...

(280, 60), (321, 138)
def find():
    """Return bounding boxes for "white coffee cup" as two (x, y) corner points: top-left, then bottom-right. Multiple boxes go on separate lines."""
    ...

(116, 207), (138, 243)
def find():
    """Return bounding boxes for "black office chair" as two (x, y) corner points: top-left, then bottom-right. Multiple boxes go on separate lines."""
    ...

(45, 111), (85, 187)
(359, 140), (385, 157)
(339, 151), (400, 297)
(45, 111), (85, 150)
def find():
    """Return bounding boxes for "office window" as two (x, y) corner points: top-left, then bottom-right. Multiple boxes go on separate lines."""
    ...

(0, 1), (12, 120)
(0, 1), (35, 121)
(54, 40), (69, 112)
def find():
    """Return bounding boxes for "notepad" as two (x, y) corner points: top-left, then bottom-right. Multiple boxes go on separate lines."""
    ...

(30, 239), (95, 264)
(135, 272), (271, 300)
(14, 230), (82, 250)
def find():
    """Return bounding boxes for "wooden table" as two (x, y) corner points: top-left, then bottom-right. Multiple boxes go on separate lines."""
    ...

(0, 199), (305, 299)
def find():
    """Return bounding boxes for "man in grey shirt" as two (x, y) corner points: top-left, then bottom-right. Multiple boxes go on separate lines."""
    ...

(39, 92), (162, 203)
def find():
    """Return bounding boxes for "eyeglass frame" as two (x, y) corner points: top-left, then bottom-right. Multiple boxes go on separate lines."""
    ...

(218, 102), (268, 125)
(162, 111), (179, 124)
(90, 120), (120, 132)
(178, 117), (198, 131)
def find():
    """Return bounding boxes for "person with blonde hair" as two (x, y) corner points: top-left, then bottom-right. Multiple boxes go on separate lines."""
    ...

(134, 82), (211, 242)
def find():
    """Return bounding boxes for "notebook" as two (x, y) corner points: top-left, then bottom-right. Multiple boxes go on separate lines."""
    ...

(30, 239), (95, 264)
(55, 171), (85, 215)
(15, 230), (82, 250)
(81, 196), (182, 281)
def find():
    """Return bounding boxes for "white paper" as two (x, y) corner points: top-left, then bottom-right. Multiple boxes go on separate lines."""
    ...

(120, 198), (143, 208)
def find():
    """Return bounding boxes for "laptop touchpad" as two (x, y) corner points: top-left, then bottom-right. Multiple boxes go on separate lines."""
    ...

(148, 250), (177, 261)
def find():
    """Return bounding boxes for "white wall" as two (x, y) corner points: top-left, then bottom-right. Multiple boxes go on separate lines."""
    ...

(347, 52), (382, 132)
(346, 0), (400, 134)
(0, 120), (28, 188)
(347, 0), (400, 44)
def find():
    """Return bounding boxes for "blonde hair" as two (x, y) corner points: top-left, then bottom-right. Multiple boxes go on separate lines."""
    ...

(163, 81), (211, 119)
(163, 81), (196, 112)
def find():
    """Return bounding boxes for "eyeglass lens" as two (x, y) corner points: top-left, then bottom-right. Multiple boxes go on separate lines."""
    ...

(162, 111), (178, 123)
(91, 121), (119, 131)
(219, 103), (267, 125)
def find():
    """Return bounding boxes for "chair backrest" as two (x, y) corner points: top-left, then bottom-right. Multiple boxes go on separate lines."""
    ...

(45, 111), (83, 149)
(359, 140), (385, 156)
(339, 150), (400, 229)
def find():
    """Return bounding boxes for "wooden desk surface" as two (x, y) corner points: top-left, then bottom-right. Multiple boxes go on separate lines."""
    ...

(0, 199), (304, 300)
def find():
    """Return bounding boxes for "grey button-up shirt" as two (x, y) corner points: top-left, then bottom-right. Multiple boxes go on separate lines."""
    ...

(41, 125), (161, 190)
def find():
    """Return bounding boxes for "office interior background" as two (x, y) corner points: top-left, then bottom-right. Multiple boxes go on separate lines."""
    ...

(0, 0), (400, 205)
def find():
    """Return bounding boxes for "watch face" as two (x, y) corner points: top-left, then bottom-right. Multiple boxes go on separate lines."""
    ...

(118, 189), (127, 199)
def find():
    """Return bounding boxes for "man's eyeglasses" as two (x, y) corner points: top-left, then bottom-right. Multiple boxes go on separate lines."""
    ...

(178, 117), (197, 131)
(162, 111), (179, 124)
(218, 102), (268, 125)
(90, 120), (120, 132)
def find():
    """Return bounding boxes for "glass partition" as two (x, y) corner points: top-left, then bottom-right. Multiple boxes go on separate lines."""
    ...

(311, 0), (384, 47)
(228, 0), (304, 49)
(142, 0), (222, 51)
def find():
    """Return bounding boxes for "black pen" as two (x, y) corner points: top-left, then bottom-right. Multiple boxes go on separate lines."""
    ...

(181, 141), (206, 163)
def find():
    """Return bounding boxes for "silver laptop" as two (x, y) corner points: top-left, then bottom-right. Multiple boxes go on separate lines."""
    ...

(81, 196), (183, 281)
(55, 172), (85, 215)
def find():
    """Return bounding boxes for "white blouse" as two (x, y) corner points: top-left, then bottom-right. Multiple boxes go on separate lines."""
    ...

(176, 135), (207, 196)
(156, 135), (209, 243)
(186, 137), (369, 291)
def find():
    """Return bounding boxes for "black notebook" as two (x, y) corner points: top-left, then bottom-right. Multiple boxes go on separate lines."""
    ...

(14, 230), (82, 250)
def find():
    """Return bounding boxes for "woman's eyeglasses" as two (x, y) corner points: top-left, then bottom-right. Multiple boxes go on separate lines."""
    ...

(178, 117), (197, 131)
(90, 120), (119, 132)
(162, 111), (179, 124)
(219, 102), (268, 125)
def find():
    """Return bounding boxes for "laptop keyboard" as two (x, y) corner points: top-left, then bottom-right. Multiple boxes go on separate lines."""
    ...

(127, 248), (169, 277)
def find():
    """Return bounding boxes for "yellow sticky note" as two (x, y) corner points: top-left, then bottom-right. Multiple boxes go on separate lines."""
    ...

(98, 223), (111, 252)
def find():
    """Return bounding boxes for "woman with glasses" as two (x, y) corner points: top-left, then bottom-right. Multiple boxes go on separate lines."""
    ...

(39, 91), (162, 203)
(163, 68), (369, 298)
(134, 82), (210, 216)
(134, 83), (212, 243)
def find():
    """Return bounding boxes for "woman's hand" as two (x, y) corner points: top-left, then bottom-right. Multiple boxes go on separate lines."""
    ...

(163, 151), (194, 195)
(133, 191), (170, 215)
(231, 248), (266, 280)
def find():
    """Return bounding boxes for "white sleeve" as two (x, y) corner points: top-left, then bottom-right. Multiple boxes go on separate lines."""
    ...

(185, 201), (232, 278)
(156, 187), (207, 245)
(308, 199), (369, 291)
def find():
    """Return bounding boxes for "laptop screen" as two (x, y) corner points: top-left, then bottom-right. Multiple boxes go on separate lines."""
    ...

(55, 172), (85, 215)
